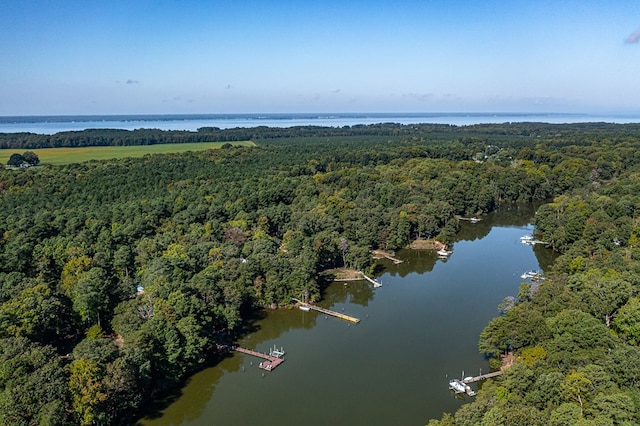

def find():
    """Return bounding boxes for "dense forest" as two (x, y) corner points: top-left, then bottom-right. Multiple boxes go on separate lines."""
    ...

(1, 123), (640, 424)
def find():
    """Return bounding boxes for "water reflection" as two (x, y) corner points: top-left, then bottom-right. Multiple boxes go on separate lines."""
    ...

(138, 358), (229, 426)
(322, 278), (375, 308)
(382, 249), (437, 277)
(456, 203), (544, 242)
(139, 203), (554, 425)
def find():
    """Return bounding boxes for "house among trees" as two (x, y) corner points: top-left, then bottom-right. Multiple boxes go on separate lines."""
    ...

(6, 151), (40, 167)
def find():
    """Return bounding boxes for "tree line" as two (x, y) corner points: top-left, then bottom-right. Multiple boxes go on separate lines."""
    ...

(1, 123), (640, 424)
(428, 132), (640, 424)
(4, 121), (640, 150)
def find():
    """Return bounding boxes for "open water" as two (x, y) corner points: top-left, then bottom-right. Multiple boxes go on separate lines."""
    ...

(2, 112), (640, 134)
(138, 204), (556, 426)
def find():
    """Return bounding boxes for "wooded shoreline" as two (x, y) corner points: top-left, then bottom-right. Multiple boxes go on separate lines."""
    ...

(2, 122), (640, 425)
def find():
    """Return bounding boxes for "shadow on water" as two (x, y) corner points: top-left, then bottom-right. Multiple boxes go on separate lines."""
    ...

(135, 310), (269, 425)
(135, 349), (236, 425)
(322, 278), (375, 307)
(381, 202), (550, 278)
(136, 281), (374, 424)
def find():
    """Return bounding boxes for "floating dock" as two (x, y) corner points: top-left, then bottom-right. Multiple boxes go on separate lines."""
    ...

(292, 298), (360, 323)
(233, 345), (285, 371)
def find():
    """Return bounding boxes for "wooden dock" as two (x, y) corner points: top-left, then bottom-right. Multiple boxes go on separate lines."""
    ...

(360, 273), (382, 288)
(373, 250), (403, 264)
(462, 370), (503, 383)
(292, 298), (360, 323)
(233, 346), (285, 371)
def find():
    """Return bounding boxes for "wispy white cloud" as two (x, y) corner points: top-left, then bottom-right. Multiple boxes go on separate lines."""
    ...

(401, 92), (434, 102)
(161, 96), (182, 103)
(625, 27), (640, 44)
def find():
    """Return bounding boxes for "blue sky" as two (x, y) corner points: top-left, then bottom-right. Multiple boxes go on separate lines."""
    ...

(1, 0), (639, 115)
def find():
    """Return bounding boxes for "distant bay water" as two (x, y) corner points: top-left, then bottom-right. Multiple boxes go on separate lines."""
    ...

(1, 112), (640, 135)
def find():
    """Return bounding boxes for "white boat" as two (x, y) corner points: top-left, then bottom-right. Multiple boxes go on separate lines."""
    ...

(437, 248), (451, 257)
(449, 379), (466, 393)
(520, 235), (534, 244)
(299, 305), (311, 311)
(521, 270), (542, 280)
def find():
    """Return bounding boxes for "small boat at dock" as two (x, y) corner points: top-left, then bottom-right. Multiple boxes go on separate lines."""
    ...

(449, 379), (476, 396)
(449, 379), (466, 393)
(458, 216), (481, 223)
(521, 270), (543, 280)
(437, 248), (452, 258)
(520, 235), (534, 244)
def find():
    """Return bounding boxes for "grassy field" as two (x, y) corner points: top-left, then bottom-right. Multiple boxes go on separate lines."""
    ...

(0, 141), (255, 166)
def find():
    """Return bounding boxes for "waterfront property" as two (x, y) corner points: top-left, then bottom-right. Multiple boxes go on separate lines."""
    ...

(139, 215), (546, 426)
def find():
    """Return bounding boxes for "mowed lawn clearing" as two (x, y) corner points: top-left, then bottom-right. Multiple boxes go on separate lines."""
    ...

(0, 141), (255, 165)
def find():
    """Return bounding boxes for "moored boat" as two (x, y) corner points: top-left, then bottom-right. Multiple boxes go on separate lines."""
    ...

(437, 248), (451, 257)
(449, 379), (466, 393)
(520, 235), (534, 244)
(521, 270), (543, 280)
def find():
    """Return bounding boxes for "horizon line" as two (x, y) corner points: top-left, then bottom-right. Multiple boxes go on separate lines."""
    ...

(2, 111), (636, 119)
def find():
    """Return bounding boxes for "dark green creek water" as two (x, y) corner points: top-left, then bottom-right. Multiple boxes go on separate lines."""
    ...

(139, 204), (554, 425)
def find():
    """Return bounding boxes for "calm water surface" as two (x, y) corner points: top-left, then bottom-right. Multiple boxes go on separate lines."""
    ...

(139, 205), (554, 425)
(2, 112), (640, 134)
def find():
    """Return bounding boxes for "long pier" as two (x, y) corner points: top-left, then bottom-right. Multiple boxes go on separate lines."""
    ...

(360, 273), (382, 288)
(292, 298), (360, 324)
(373, 250), (403, 264)
(233, 346), (285, 371)
(382, 254), (403, 264)
(462, 370), (503, 383)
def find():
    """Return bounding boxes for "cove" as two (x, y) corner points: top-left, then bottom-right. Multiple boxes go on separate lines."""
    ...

(138, 204), (554, 425)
